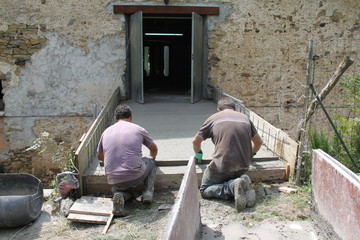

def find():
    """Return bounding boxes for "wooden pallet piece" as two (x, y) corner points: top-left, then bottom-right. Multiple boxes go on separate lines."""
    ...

(67, 213), (110, 224)
(67, 196), (113, 226)
(69, 196), (112, 215)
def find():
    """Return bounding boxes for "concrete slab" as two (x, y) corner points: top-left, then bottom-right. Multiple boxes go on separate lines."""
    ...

(124, 99), (216, 160)
(82, 99), (279, 194)
(122, 99), (275, 161)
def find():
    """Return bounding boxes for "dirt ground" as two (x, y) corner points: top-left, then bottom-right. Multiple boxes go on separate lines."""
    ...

(0, 182), (328, 240)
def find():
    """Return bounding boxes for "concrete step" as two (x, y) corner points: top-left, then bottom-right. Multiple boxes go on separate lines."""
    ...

(82, 157), (288, 195)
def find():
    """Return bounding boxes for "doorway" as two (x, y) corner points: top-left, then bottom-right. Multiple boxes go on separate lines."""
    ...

(128, 12), (204, 103)
(143, 17), (192, 101)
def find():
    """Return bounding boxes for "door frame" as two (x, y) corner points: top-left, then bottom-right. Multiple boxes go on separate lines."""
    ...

(191, 12), (203, 103)
(129, 11), (144, 103)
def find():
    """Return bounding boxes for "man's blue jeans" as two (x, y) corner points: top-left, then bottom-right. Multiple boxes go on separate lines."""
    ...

(200, 167), (248, 200)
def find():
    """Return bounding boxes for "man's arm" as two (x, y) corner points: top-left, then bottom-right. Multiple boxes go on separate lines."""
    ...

(147, 143), (158, 159)
(98, 152), (104, 161)
(192, 135), (203, 153)
(251, 134), (263, 154)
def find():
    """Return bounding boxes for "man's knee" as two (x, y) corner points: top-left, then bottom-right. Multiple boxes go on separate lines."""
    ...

(201, 190), (213, 199)
(144, 157), (157, 169)
(201, 185), (220, 199)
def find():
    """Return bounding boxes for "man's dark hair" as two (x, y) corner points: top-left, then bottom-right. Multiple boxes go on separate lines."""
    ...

(217, 97), (236, 111)
(114, 104), (132, 120)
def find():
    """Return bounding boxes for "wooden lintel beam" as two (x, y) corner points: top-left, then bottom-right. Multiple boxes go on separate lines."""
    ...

(113, 5), (219, 15)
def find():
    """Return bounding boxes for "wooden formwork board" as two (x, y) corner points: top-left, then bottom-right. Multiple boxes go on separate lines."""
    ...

(249, 111), (298, 177)
(163, 157), (201, 240)
(67, 196), (113, 224)
(82, 159), (286, 195)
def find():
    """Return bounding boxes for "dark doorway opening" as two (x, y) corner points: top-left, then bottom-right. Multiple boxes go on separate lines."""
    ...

(143, 17), (192, 100)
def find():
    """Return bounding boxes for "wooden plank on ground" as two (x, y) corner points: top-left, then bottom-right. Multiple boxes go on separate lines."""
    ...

(102, 213), (114, 234)
(67, 213), (109, 224)
(69, 196), (112, 216)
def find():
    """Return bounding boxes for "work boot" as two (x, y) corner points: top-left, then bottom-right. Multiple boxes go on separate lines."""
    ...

(240, 174), (256, 207)
(142, 166), (157, 204)
(142, 191), (153, 204)
(232, 178), (247, 212)
(112, 192), (126, 217)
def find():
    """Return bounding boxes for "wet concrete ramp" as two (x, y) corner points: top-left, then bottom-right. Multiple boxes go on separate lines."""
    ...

(83, 99), (286, 195)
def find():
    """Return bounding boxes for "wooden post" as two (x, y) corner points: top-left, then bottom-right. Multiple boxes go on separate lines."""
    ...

(304, 56), (354, 124)
(295, 39), (314, 185)
(295, 55), (354, 185)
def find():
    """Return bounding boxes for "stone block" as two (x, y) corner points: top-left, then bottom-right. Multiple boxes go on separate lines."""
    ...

(9, 40), (24, 46)
(22, 29), (38, 35)
(11, 161), (23, 170)
(29, 38), (45, 45)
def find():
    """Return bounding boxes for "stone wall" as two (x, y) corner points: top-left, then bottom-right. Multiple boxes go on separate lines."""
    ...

(0, 24), (47, 65)
(0, 0), (127, 182)
(206, 0), (360, 137)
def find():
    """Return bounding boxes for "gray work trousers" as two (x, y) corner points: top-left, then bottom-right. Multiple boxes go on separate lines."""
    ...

(111, 157), (157, 194)
(200, 167), (248, 200)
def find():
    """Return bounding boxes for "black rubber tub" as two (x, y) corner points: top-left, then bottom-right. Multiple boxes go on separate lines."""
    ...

(0, 173), (43, 228)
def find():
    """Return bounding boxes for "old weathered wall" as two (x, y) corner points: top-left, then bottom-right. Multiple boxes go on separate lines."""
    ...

(0, 0), (359, 182)
(206, 0), (360, 137)
(0, 0), (127, 182)
(0, 0), (127, 146)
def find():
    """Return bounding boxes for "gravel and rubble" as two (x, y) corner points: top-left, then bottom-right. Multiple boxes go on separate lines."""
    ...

(0, 182), (329, 240)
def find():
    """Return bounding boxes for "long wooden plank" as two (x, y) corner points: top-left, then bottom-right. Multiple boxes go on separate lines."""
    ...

(248, 169), (285, 182)
(102, 213), (114, 234)
(83, 160), (286, 194)
(164, 157), (200, 240)
(155, 157), (279, 166)
(113, 5), (219, 15)
(67, 213), (109, 224)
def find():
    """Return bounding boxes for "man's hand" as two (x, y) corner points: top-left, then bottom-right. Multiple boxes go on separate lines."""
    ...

(98, 152), (104, 166)
(251, 134), (263, 155)
(194, 150), (203, 163)
(193, 135), (204, 163)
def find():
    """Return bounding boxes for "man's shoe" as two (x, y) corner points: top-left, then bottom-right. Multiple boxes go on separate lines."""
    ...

(241, 174), (256, 207)
(232, 178), (247, 212)
(112, 192), (126, 217)
(142, 191), (153, 204)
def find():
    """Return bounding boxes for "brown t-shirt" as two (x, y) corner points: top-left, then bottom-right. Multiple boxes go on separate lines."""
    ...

(196, 109), (258, 173)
